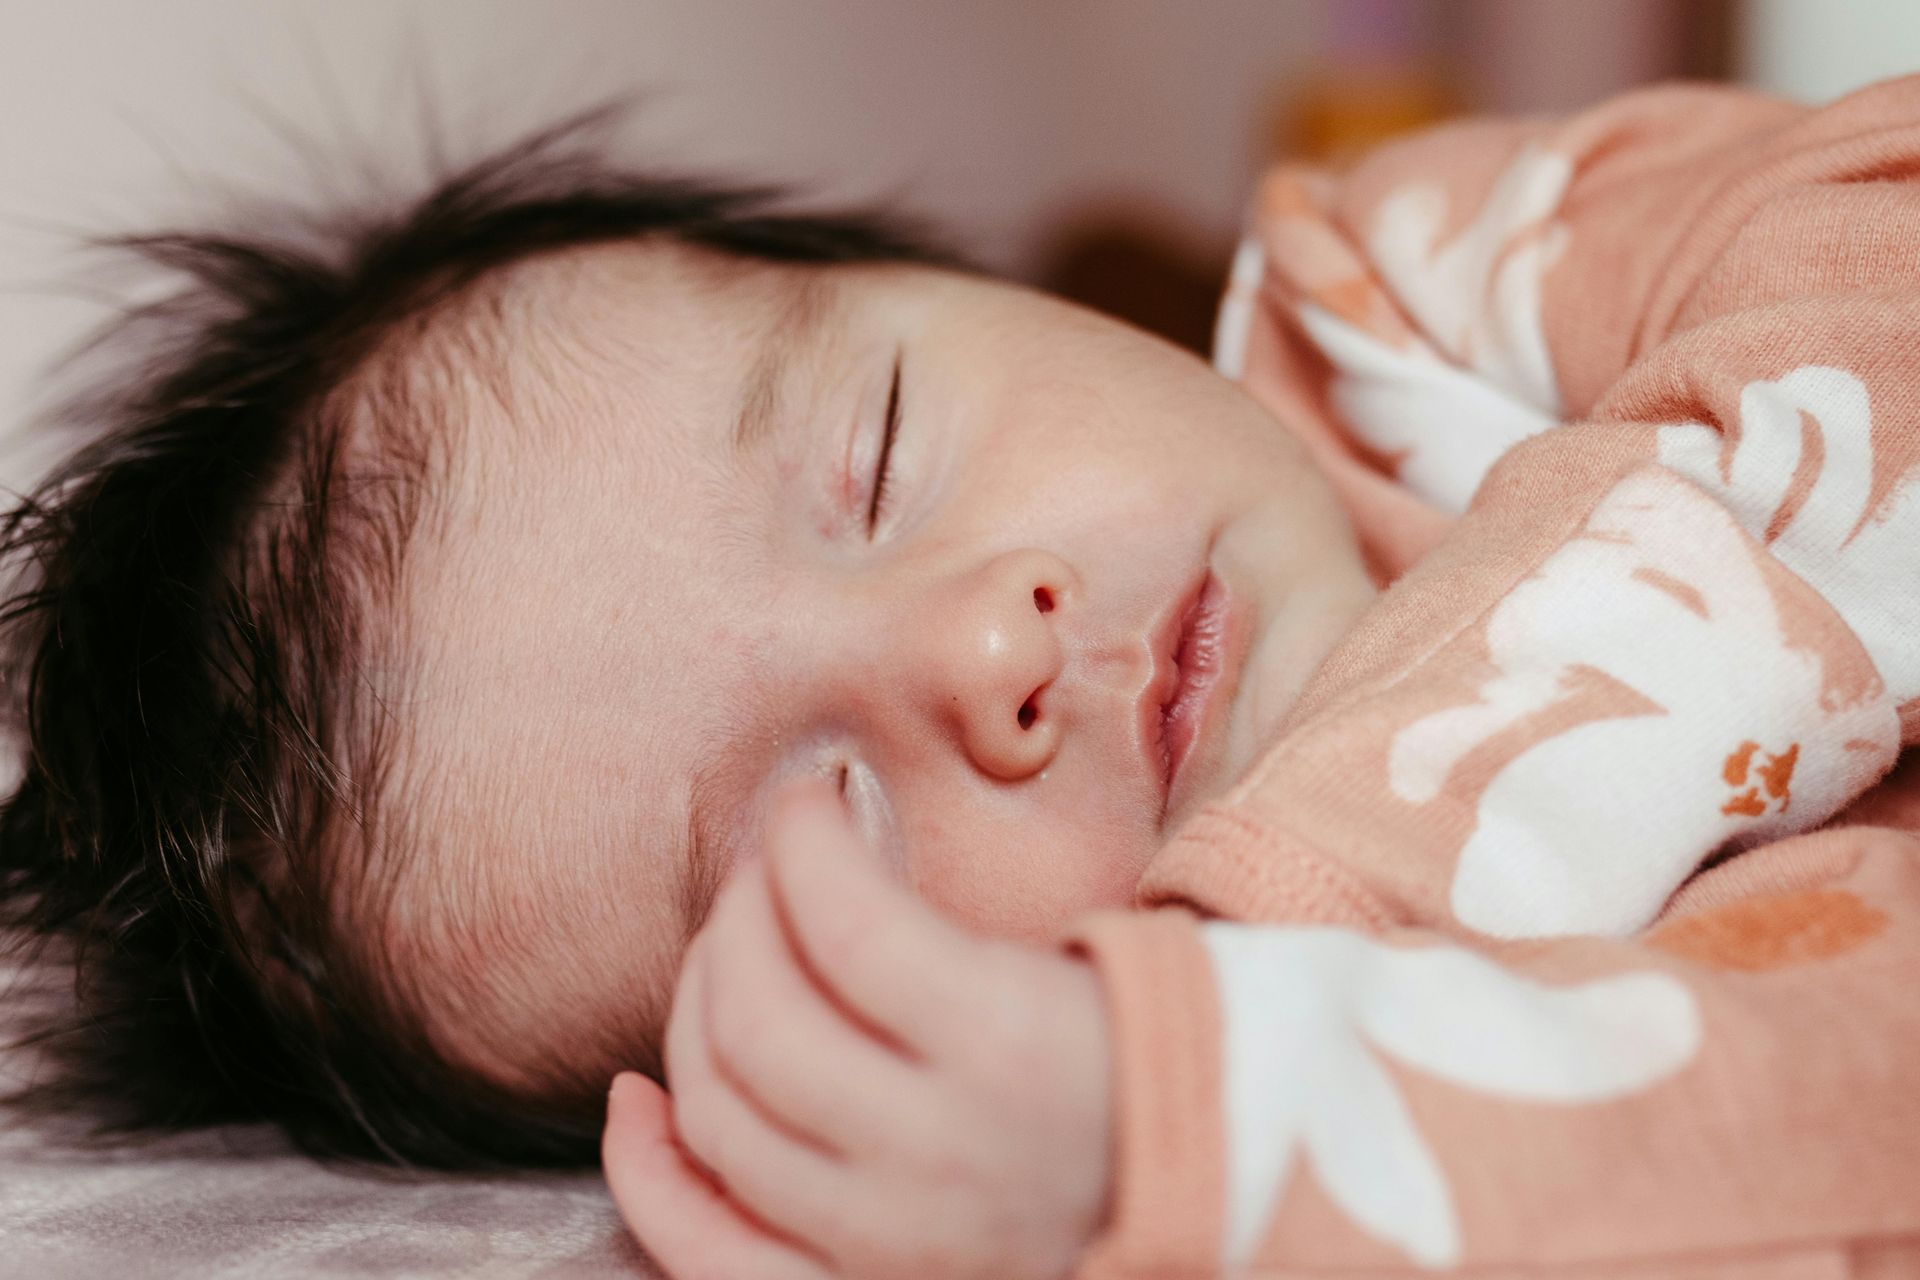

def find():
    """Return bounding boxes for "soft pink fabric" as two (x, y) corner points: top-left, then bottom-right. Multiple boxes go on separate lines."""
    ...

(1067, 78), (1920, 1277)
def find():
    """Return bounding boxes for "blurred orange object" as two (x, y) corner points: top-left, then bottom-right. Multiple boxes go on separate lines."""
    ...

(1271, 0), (1458, 162)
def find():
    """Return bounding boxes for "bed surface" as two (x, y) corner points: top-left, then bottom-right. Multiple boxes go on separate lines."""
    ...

(0, 1107), (658, 1279)
(0, 980), (658, 1280)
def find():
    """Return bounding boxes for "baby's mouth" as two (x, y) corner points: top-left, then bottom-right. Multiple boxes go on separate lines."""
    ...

(1158, 571), (1226, 810)
(1137, 558), (1234, 828)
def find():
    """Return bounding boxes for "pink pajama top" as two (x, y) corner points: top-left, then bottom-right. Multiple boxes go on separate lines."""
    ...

(1065, 77), (1920, 1278)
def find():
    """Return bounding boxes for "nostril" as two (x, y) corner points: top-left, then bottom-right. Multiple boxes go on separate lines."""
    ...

(1033, 586), (1054, 614)
(1017, 694), (1038, 731)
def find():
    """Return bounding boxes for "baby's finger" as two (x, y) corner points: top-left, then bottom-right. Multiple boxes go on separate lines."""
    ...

(665, 941), (875, 1259)
(601, 1072), (832, 1280)
(702, 848), (940, 1158)
(764, 778), (988, 1058)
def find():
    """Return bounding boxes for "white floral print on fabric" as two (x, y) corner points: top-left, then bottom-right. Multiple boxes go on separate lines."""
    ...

(1212, 237), (1266, 381)
(1388, 465), (1899, 938)
(1204, 925), (1699, 1269)
(1367, 144), (1571, 417)
(1657, 365), (1920, 710)
(1292, 145), (1572, 513)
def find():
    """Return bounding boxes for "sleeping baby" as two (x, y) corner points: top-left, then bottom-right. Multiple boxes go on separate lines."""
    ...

(7, 77), (1920, 1279)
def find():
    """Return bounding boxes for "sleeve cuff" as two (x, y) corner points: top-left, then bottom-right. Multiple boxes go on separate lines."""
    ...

(1061, 907), (1228, 1280)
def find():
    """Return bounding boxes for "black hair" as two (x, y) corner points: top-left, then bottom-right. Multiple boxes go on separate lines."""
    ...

(0, 106), (951, 1168)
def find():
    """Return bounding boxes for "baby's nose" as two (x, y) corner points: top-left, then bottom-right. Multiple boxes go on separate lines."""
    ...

(929, 549), (1072, 780)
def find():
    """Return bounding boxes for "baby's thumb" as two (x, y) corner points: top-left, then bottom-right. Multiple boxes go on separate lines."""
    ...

(602, 1072), (670, 1190)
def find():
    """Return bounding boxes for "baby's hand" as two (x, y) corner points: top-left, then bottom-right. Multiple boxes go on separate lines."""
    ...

(602, 778), (1113, 1280)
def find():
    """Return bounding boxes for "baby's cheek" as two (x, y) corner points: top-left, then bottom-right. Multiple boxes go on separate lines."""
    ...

(911, 821), (1146, 945)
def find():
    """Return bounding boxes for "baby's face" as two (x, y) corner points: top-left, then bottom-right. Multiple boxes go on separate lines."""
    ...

(394, 242), (1373, 1076)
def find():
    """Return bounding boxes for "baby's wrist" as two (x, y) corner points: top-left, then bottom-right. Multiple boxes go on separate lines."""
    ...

(1056, 955), (1117, 1254)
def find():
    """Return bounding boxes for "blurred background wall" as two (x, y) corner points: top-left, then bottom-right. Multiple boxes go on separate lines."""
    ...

(3, 0), (1919, 472)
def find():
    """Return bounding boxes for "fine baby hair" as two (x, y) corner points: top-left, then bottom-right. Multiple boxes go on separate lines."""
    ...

(0, 109), (947, 1168)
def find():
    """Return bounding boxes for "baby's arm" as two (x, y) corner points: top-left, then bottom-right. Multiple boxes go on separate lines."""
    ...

(601, 783), (1920, 1279)
(1169, 75), (1920, 942)
(1069, 822), (1920, 1276)
(1060, 77), (1920, 1276)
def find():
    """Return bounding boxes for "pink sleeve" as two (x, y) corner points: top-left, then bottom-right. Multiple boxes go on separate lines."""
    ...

(1162, 75), (1920, 940)
(1063, 77), (1920, 1276)
(1066, 816), (1920, 1276)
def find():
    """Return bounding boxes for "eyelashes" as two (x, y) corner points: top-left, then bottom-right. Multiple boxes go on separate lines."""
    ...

(865, 349), (903, 536)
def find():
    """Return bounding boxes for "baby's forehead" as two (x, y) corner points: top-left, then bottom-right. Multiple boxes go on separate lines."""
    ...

(497, 239), (834, 373)
(418, 240), (873, 541)
(368, 242), (785, 528)
(360, 239), (830, 1034)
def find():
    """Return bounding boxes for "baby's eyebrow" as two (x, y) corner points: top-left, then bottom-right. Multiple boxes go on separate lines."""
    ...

(730, 275), (836, 458)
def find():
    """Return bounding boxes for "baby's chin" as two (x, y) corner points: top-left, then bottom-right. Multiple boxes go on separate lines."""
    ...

(1163, 690), (1260, 837)
(1234, 576), (1376, 761)
(1213, 502), (1382, 790)
(1177, 540), (1377, 832)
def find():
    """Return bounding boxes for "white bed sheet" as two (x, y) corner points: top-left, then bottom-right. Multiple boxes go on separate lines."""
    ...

(0, 1107), (658, 1279)
(0, 969), (658, 1280)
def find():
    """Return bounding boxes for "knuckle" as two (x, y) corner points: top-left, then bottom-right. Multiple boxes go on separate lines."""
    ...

(843, 1237), (953, 1280)
(823, 1186), (979, 1280)
(809, 905), (881, 979)
(834, 1232), (905, 1280)
(704, 987), (770, 1079)
(661, 1028), (694, 1096)
(796, 1188), (897, 1274)
(670, 1087), (729, 1179)
(684, 1259), (747, 1280)
(663, 1001), (707, 1090)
